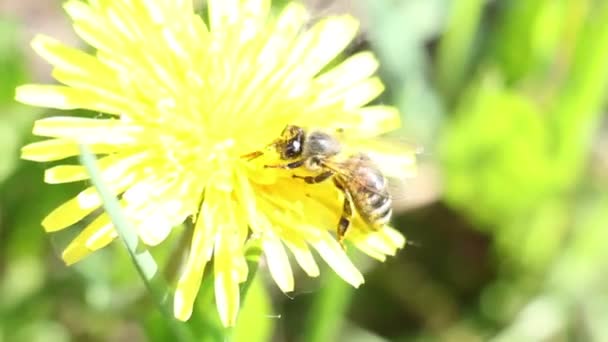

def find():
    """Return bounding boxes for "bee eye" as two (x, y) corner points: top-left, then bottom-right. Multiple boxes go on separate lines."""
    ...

(283, 140), (301, 159)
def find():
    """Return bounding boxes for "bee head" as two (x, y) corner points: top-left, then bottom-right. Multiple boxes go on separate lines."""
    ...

(275, 125), (305, 160)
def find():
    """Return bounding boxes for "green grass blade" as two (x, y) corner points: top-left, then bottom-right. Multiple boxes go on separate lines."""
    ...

(301, 272), (353, 342)
(78, 145), (194, 342)
(436, 0), (484, 100)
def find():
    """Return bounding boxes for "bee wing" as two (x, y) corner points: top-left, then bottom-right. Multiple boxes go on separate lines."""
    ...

(319, 156), (391, 199)
(340, 138), (422, 210)
(342, 138), (419, 181)
(320, 156), (418, 216)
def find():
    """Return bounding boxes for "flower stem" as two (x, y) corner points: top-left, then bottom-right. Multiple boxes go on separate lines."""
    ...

(79, 145), (194, 342)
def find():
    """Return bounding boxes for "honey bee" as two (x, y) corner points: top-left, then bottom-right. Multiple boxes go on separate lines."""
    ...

(260, 125), (392, 243)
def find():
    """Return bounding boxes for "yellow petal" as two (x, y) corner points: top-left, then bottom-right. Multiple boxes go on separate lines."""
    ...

(382, 226), (407, 249)
(310, 232), (364, 287)
(275, 2), (309, 36)
(31, 35), (115, 81)
(15, 84), (142, 116)
(234, 168), (259, 232)
(355, 106), (401, 138)
(241, 0), (271, 20)
(349, 227), (404, 259)
(63, 0), (94, 23)
(262, 235), (294, 293)
(353, 243), (387, 262)
(254, 2), (308, 65)
(65, 1), (120, 53)
(174, 200), (217, 321)
(296, 15), (360, 78)
(42, 172), (134, 232)
(125, 175), (196, 246)
(214, 240), (240, 326)
(212, 188), (246, 327)
(45, 165), (89, 184)
(62, 213), (116, 265)
(44, 151), (147, 184)
(238, 0), (271, 41)
(173, 219), (214, 321)
(341, 77), (385, 109)
(21, 139), (118, 162)
(42, 187), (102, 232)
(208, 0), (240, 31)
(314, 51), (379, 90)
(214, 262), (240, 327)
(284, 239), (320, 277)
(32, 117), (142, 144)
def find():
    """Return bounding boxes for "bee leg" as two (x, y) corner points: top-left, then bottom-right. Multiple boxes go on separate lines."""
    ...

(264, 160), (305, 169)
(292, 170), (334, 184)
(333, 178), (353, 249)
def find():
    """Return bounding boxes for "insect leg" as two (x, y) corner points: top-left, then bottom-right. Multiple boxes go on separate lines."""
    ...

(292, 170), (334, 184)
(333, 178), (354, 247)
(264, 160), (305, 169)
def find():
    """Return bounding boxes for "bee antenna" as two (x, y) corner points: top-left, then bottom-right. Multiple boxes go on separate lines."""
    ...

(241, 151), (264, 160)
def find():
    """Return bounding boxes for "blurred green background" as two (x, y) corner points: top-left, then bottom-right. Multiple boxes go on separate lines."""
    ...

(2, 0), (608, 341)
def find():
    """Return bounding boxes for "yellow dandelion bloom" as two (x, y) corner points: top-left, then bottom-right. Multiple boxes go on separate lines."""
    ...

(16, 0), (415, 326)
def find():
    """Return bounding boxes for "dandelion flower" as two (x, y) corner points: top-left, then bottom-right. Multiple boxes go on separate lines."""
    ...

(17, 0), (415, 326)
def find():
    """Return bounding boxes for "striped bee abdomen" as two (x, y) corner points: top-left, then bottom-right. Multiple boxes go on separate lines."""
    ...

(347, 165), (392, 229)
